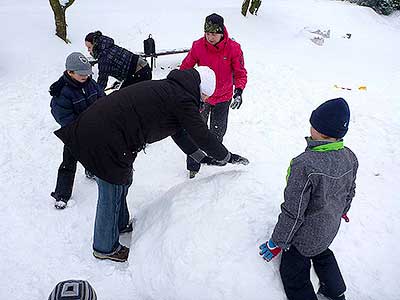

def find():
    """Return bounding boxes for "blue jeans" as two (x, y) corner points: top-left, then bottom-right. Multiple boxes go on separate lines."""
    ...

(93, 175), (132, 254)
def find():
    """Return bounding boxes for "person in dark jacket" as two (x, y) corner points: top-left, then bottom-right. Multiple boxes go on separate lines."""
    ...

(54, 66), (249, 262)
(258, 98), (358, 300)
(85, 31), (152, 90)
(50, 52), (105, 209)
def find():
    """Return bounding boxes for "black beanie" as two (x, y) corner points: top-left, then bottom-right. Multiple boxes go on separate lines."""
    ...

(204, 13), (224, 34)
(309, 98), (350, 138)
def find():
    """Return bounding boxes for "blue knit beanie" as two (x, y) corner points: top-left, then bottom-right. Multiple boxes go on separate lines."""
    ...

(309, 98), (350, 138)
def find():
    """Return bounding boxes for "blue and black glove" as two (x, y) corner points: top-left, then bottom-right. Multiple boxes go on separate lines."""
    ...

(230, 88), (243, 109)
(259, 240), (282, 262)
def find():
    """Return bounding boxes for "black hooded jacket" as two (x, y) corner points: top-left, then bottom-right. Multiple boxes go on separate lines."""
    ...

(93, 35), (139, 89)
(54, 69), (228, 184)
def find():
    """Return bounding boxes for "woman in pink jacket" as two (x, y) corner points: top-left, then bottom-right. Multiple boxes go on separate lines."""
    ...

(180, 13), (248, 178)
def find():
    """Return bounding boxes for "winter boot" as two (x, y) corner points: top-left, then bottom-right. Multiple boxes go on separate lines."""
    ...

(189, 170), (198, 179)
(317, 284), (346, 300)
(93, 245), (129, 262)
(51, 192), (68, 209)
(316, 293), (346, 300)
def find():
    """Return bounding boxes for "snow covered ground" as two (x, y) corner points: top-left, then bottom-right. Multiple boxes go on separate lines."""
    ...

(0, 0), (399, 299)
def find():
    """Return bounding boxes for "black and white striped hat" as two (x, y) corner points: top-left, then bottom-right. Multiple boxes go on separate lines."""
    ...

(48, 280), (97, 300)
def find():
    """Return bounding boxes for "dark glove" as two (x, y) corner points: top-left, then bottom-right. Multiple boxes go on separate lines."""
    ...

(200, 156), (227, 166)
(85, 169), (96, 180)
(105, 80), (122, 91)
(229, 153), (249, 165)
(230, 88), (243, 109)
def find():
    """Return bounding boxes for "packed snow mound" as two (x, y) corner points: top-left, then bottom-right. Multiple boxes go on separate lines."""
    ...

(128, 168), (284, 300)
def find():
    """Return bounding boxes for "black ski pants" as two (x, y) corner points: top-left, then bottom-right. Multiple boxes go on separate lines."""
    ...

(280, 246), (346, 300)
(186, 100), (230, 171)
(53, 145), (77, 201)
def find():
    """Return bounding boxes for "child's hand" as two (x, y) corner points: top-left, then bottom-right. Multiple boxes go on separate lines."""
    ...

(342, 213), (349, 223)
(259, 240), (281, 262)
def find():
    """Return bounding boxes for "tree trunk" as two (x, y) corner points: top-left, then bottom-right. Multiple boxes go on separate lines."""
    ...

(241, 0), (250, 16)
(49, 0), (75, 43)
(242, 0), (262, 16)
(249, 0), (262, 15)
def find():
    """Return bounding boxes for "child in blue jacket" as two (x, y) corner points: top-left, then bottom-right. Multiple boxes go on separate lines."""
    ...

(50, 52), (105, 209)
(259, 98), (358, 300)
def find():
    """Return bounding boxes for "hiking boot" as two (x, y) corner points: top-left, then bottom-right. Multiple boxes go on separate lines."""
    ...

(93, 245), (129, 262)
(189, 170), (198, 179)
(54, 199), (68, 209)
(51, 192), (68, 209)
(120, 219), (134, 234)
(317, 285), (346, 300)
(316, 293), (346, 300)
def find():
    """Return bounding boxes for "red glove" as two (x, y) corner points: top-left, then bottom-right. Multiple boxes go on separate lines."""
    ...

(342, 213), (349, 223)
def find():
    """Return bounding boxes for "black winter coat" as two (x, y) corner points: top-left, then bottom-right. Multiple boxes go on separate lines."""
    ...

(54, 69), (229, 184)
(50, 72), (105, 127)
(93, 35), (139, 89)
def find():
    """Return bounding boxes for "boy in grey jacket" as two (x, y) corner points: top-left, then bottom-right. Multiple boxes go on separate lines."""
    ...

(259, 98), (358, 300)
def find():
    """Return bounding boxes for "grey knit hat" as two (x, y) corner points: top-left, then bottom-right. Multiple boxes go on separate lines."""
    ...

(65, 52), (93, 76)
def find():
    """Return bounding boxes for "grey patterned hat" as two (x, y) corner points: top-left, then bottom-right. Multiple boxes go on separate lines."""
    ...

(65, 52), (93, 76)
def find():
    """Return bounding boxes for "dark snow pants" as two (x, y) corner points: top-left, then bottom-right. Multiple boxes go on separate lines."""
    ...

(280, 246), (346, 300)
(53, 146), (77, 201)
(186, 101), (230, 171)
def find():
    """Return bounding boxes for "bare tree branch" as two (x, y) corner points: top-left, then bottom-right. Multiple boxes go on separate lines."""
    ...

(49, 0), (75, 43)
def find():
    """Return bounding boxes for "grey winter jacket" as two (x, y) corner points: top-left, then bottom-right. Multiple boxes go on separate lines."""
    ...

(271, 138), (358, 257)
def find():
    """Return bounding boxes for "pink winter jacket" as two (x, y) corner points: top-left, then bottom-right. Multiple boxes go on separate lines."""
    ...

(180, 27), (247, 105)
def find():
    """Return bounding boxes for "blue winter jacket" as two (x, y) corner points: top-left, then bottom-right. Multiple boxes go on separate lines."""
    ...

(93, 35), (139, 89)
(50, 72), (105, 127)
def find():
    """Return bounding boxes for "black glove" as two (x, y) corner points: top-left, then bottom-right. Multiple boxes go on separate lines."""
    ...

(229, 153), (249, 165)
(230, 88), (243, 109)
(200, 156), (227, 166)
(105, 80), (122, 91)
